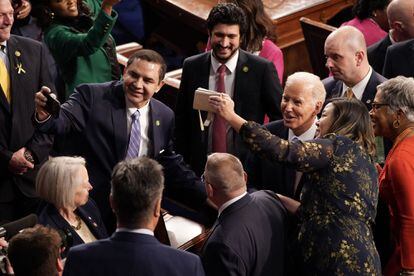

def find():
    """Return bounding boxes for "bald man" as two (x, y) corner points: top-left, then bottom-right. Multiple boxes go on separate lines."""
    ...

(369, 0), (414, 73)
(201, 153), (287, 276)
(245, 72), (325, 199)
(323, 26), (386, 110)
(383, 0), (414, 79)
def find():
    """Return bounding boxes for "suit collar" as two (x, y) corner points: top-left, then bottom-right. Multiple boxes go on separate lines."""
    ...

(111, 231), (159, 244)
(149, 99), (162, 157)
(361, 70), (379, 106)
(233, 50), (249, 114)
(218, 193), (251, 222)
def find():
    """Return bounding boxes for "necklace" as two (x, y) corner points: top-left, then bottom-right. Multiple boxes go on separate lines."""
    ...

(70, 215), (82, 230)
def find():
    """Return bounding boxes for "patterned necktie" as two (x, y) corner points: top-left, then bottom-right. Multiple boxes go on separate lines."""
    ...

(212, 64), (227, 153)
(126, 110), (141, 159)
(0, 45), (10, 103)
(345, 87), (355, 99)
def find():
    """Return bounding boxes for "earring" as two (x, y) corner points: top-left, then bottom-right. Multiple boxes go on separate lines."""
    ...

(393, 119), (400, 129)
(46, 8), (55, 21)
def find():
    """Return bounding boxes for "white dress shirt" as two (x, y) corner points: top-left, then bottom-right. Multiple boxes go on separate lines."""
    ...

(116, 227), (154, 236)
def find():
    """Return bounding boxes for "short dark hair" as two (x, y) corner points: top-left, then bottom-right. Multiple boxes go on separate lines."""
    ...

(206, 3), (247, 36)
(8, 225), (61, 276)
(126, 49), (167, 83)
(111, 157), (164, 227)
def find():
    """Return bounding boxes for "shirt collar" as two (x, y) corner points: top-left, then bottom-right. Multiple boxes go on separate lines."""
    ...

(210, 49), (239, 74)
(125, 97), (150, 117)
(0, 41), (7, 54)
(218, 191), (247, 217)
(116, 228), (154, 236)
(288, 119), (318, 141)
(342, 66), (372, 100)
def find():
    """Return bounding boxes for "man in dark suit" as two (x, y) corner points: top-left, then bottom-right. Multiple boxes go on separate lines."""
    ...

(369, 0), (414, 74)
(63, 157), (205, 276)
(0, 0), (54, 222)
(246, 72), (325, 199)
(323, 26), (386, 110)
(201, 153), (287, 276)
(34, 50), (206, 232)
(175, 3), (283, 176)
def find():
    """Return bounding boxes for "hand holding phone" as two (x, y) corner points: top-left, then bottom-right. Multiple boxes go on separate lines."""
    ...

(42, 90), (60, 117)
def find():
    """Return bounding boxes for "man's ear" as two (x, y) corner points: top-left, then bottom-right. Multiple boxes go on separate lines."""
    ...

(57, 257), (64, 273)
(355, 50), (365, 66)
(155, 80), (165, 94)
(314, 101), (323, 115)
(153, 197), (162, 219)
(109, 193), (116, 214)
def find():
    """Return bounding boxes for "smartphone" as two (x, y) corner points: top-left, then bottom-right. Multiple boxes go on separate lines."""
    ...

(42, 91), (60, 117)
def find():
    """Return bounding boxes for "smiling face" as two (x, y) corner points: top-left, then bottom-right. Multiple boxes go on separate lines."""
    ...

(50, 0), (78, 18)
(316, 103), (336, 138)
(210, 23), (241, 63)
(281, 82), (320, 136)
(0, 0), (13, 42)
(73, 166), (92, 208)
(123, 58), (164, 108)
(369, 89), (394, 138)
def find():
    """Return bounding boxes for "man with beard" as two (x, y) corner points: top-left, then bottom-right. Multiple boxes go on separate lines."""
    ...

(175, 3), (283, 176)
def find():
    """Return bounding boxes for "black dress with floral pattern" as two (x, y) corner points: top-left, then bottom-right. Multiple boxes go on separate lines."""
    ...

(240, 121), (381, 275)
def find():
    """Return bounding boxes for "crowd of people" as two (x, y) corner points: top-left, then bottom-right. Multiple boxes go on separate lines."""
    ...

(1, 0), (414, 275)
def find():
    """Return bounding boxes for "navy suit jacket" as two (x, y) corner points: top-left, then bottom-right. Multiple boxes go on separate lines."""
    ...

(38, 199), (108, 253)
(35, 81), (206, 229)
(323, 70), (386, 110)
(176, 50), (283, 175)
(245, 120), (307, 199)
(368, 35), (392, 75)
(201, 191), (287, 276)
(383, 38), (414, 79)
(63, 231), (205, 276)
(0, 35), (54, 208)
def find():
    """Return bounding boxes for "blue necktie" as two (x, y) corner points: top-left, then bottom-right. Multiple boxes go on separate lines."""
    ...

(126, 110), (141, 159)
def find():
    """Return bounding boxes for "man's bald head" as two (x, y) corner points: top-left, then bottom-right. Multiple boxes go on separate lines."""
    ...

(387, 0), (414, 41)
(204, 153), (246, 202)
(324, 26), (370, 86)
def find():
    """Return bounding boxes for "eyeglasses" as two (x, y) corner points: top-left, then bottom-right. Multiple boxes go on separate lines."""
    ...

(371, 102), (389, 111)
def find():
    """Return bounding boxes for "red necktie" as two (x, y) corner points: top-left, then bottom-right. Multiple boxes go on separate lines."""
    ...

(212, 64), (227, 153)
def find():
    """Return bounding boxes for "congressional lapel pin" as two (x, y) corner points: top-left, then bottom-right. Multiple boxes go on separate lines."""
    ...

(366, 99), (371, 104)
(242, 66), (249, 73)
(15, 50), (21, 57)
(156, 120), (160, 126)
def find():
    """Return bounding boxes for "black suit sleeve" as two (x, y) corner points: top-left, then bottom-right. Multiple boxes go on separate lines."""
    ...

(202, 242), (246, 276)
(262, 61), (282, 121)
(382, 47), (394, 79)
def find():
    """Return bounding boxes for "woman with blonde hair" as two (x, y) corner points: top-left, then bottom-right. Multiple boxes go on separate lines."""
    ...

(37, 156), (107, 254)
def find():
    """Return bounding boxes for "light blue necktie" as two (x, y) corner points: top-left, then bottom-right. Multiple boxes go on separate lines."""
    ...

(126, 110), (141, 159)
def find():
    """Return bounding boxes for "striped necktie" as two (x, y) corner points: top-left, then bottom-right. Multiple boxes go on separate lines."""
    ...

(0, 45), (10, 103)
(212, 64), (227, 153)
(345, 87), (355, 99)
(126, 110), (141, 159)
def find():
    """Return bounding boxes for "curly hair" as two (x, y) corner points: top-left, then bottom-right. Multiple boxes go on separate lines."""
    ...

(352, 0), (389, 19)
(206, 3), (247, 37)
(225, 0), (276, 52)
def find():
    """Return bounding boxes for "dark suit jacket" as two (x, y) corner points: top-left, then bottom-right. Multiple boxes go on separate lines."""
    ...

(383, 38), (414, 79)
(176, 50), (283, 175)
(63, 231), (205, 276)
(245, 120), (307, 199)
(368, 35), (392, 75)
(35, 81), (206, 229)
(201, 191), (287, 276)
(0, 35), (54, 206)
(323, 70), (386, 110)
(38, 199), (107, 250)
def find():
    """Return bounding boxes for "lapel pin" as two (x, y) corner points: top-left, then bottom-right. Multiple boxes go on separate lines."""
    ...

(366, 99), (371, 104)
(15, 63), (26, 74)
(93, 222), (98, 227)
(156, 120), (160, 126)
(15, 50), (21, 57)
(242, 66), (249, 73)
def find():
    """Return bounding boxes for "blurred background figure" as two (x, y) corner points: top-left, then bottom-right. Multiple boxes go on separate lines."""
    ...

(33, 0), (121, 100)
(36, 157), (107, 254)
(341, 0), (390, 46)
(370, 76), (414, 276)
(7, 225), (63, 276)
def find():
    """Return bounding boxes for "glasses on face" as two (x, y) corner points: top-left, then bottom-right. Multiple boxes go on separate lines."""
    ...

(371, 102), (389, 111)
